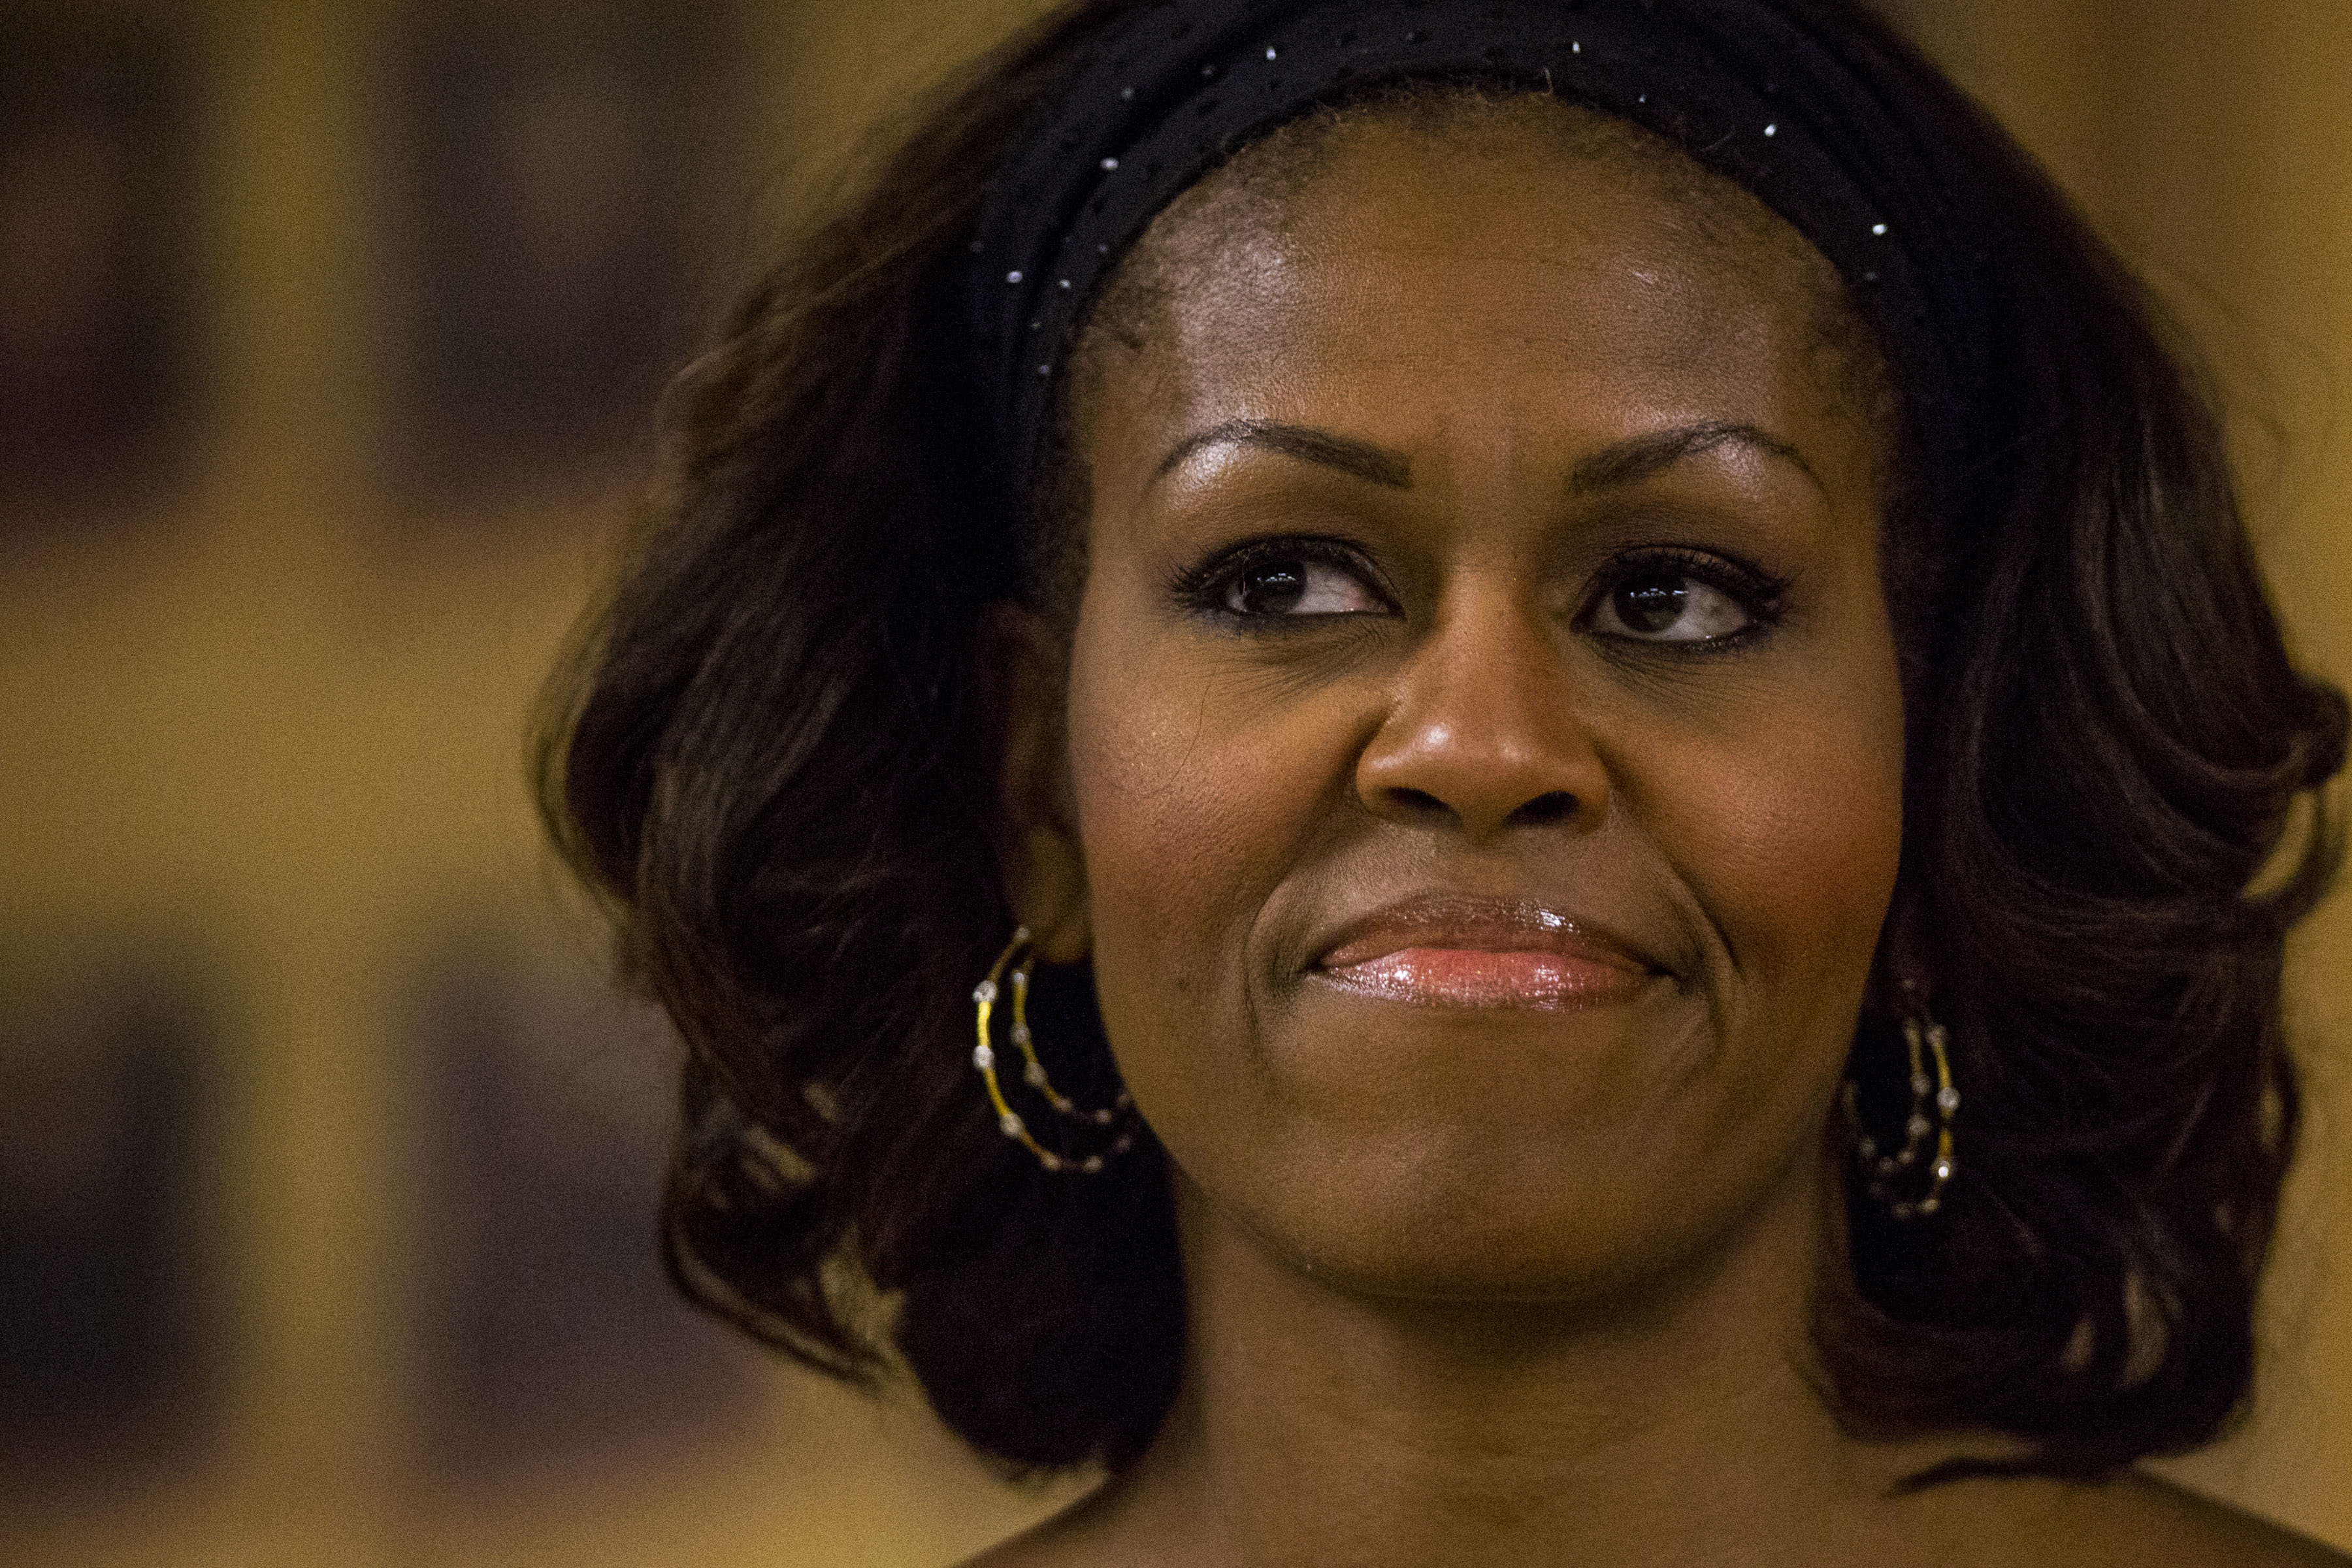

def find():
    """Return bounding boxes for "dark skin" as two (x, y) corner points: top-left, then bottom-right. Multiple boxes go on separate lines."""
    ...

(978, 99), (2346, 1568)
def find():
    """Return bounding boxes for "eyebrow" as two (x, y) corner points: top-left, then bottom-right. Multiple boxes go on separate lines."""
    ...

(1153, 417), (1820, 498)
(1152, 420), (1413, 489)
(1568, 419), (1822, 497)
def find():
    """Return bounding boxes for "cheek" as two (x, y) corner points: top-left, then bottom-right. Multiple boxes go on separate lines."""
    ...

(1714, 740), (1899, 1009)
(1627, 623), (1906, 1038)
(1062, 616), (1345, 1018)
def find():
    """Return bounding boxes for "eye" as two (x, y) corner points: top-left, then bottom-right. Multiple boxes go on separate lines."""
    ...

(1174, 538), (1392, 623)
(1582, 552), (1782, 646)
(1223, 555), (1382, 616)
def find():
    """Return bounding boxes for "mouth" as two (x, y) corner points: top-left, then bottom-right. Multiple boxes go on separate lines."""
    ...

(1310, 894), (1659, 1011)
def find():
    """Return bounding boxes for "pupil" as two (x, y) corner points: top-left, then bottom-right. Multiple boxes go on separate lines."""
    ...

(1617, 580), (1687, 634)
(1239, 563), (1307, 614)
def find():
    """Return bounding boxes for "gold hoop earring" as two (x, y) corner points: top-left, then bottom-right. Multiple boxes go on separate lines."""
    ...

(972, 926), (1135, 1174)
(1842, 995), (1959, 1220)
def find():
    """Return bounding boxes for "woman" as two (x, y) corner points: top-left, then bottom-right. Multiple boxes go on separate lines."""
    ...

(536, 1), (2350, 1561)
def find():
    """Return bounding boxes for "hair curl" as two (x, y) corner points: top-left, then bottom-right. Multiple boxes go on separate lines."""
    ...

(535, 0), (2347, 1480)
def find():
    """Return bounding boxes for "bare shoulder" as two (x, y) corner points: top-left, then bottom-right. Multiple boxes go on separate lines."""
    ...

(961, 1469), (2351, 1567)
(962, 1469), (2352, 1568)
(954, 1520), (1078, 1568)
(2021, 1473), (2352, 1567)
(954, 1532), (1053, 1568)
(953, 1481), (1148, 1568)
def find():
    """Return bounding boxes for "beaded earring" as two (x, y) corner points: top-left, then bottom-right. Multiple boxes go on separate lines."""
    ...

(972, 926), (1136, 1174)
(1842, 990), (1959, 1220)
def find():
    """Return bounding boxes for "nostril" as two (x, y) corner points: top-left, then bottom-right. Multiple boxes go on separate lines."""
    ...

(1386, 786), (1451, 819)
(1509, 791), (1578, 827)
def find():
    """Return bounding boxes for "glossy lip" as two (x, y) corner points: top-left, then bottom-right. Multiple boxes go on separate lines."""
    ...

(1309, 894), (1661, 1011)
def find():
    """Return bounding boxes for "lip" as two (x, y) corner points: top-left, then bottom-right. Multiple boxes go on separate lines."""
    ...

(1310, 894), (1659, 1011)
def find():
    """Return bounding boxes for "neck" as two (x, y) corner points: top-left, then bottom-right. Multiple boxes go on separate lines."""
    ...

(1088, 1155), (1919, 1568)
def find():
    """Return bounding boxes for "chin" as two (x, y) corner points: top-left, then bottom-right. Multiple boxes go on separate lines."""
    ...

(1198, 1112), (1805, 1308)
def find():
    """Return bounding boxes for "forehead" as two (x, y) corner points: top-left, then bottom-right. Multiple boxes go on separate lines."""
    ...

(1070, 93), (1882, 482)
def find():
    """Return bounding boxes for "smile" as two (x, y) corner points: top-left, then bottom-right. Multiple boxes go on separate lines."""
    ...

(1310, 896), (1659, 1010)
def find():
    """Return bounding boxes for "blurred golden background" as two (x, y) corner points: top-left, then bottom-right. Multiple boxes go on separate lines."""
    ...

(0, 2), (2345, 1563)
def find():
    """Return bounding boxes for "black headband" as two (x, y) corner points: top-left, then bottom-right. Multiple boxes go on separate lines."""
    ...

(968, 0), (1989, 495)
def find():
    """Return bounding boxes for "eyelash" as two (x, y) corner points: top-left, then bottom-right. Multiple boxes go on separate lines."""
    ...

(1168, 535), (1395, 625)
(1169, 536), (1789, 649)
(1582, 546), (1789, 651)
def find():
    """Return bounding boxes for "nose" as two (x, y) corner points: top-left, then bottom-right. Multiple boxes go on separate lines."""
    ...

(1354, 582), (1609, 841)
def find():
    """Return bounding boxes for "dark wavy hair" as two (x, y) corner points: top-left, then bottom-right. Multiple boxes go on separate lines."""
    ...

(534, 0), (2347, 1482)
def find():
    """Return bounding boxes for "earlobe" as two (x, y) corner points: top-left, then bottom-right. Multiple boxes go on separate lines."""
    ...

(988, 603), (1092, 962)
(1016, 825), (1093, 962)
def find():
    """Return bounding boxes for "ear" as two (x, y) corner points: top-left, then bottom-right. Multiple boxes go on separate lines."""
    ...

(987, 603), (1092, 964)
(1867, 880), (1927, 1017)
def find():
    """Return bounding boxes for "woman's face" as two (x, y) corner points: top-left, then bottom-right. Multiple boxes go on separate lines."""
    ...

(1024, 103), (1904, 1302)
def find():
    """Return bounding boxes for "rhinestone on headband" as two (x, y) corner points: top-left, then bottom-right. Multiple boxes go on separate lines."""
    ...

(968, 0), (1987, 499)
